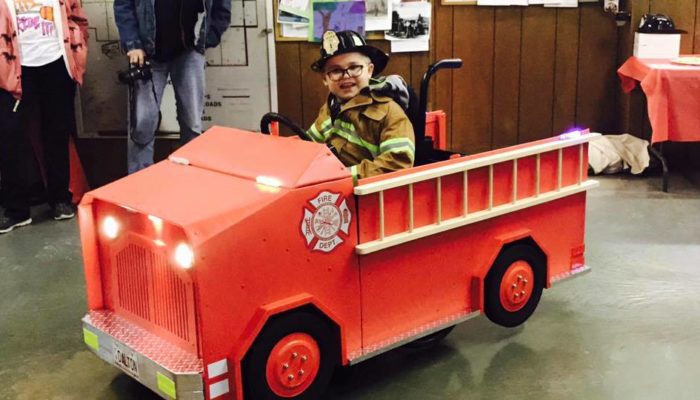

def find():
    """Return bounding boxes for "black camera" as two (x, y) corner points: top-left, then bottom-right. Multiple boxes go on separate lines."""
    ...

(118, 61), (152, 84)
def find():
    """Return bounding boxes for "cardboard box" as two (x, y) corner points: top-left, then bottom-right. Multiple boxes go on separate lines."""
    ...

(633, 33), (681, 59)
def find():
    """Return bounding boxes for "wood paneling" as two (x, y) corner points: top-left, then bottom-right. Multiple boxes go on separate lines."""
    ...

(275, 42), (303, 134)
(433, 1), (454, 147)
(452, 6), (494, 154)
(552, 8), (579, 135)
(299, 44), (327, 128)
(519, 7), (557, 143)
(410, 50), (431, 95)
(576, 6), (618, 134)
(651, 0), (697, 54)
(377, 41), (412, 81)
(696, 0), (700, 52)
(275, 3), (622, 153)
(492, 8), (522, 148)
(617, 0), (650, 137)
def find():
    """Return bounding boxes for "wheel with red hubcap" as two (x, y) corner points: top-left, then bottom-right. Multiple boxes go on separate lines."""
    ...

(243, 311), (337, 399)
(484, 244), (545, 328)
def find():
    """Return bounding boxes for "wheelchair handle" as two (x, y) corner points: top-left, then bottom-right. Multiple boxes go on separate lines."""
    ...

(260, 112), (308, 139)
(419, 59), (463, 117)
(416, 59), (463, 142)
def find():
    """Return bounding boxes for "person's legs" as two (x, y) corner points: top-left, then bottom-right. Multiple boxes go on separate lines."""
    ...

(0, 69), (40, 226)
(0, 91), (28, 219)
(169, 50), (205, 145)
(37, 59), (75, 211)
(127, 60), (169, 173)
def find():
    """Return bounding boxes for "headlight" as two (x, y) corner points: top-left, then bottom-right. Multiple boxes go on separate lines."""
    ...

(174, 243), (195, 269)
(102, 216), (120, 239)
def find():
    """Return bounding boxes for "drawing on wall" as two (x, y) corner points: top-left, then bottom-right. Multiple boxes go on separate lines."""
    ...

(311, 0), (366, 42)
(384, 0), (430, 52)
(365, 0), (392, 31)
(385, 0), (430, 41)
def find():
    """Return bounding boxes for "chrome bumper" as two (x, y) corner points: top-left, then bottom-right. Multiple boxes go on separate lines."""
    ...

(551, 264), (591, 285)
(82, 311), (204, 400)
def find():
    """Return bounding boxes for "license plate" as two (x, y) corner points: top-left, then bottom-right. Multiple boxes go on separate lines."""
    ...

(113, 342), (139, 378)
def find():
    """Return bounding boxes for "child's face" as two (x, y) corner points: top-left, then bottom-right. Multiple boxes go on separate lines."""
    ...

(322, 52), (374, 102)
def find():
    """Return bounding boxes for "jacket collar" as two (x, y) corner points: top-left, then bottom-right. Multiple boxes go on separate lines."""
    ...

(333, 88), (392, 114)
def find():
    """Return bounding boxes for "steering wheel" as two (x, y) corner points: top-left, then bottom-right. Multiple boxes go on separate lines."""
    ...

(260, 112), (311, 142)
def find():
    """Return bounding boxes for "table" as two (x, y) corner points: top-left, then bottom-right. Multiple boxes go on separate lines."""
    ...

(618, 56), (700, 191)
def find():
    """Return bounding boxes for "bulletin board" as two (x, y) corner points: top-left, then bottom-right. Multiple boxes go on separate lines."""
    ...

(273, 0), (386, 42)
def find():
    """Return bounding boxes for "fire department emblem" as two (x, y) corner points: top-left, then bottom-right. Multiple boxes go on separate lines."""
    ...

(301, 191), (351, 253)
(323, 31), (340, 56)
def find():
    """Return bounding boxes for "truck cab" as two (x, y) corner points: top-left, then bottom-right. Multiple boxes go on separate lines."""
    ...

(80, 126), (597, 400)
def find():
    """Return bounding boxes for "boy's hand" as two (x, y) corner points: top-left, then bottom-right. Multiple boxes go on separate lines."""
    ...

(127, 49), (146, 67)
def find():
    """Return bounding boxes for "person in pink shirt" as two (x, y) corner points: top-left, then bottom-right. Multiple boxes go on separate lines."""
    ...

(0, 0), (88, 234)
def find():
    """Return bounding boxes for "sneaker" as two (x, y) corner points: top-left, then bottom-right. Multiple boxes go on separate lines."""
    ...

(0, 214), (32, 234)
(53, 202), (76, 221)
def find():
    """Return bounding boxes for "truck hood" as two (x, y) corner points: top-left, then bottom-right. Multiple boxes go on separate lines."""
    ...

(81, 127), (350, 246)
(169, 126), (349, 188)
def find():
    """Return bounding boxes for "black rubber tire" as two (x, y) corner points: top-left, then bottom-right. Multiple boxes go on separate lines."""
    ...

(243, 311), (337, 400)
(484, 244), (546, 328)
(404, 326), (455, 349)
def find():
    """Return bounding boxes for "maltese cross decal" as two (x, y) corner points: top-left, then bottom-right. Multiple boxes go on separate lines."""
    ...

(301, 191), (351, 253)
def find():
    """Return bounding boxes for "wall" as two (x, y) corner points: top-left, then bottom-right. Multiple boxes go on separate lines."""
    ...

(76, 1), (700, 187)
(275, 2), (620, 154)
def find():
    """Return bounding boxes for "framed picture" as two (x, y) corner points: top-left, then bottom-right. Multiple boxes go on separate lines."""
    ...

(311, 0), (367, 42)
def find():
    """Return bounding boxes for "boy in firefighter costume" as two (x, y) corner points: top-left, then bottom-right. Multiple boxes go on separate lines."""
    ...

(308, 30), (415, 180)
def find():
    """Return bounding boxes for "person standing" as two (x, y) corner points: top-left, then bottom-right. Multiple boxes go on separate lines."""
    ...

(0, 0), (89, 234)
(114, 0), (232, 174)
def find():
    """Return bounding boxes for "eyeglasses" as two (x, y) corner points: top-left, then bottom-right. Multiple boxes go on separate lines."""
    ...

(325, 64), (365, 82)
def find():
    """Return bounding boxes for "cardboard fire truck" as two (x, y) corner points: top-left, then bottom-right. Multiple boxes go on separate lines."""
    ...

(79, 60), (598, 399)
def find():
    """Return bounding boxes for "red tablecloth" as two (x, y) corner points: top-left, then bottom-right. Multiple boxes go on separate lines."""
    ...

(618, 56), (700, 144)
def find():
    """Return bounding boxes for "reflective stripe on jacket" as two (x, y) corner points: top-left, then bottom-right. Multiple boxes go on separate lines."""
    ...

(0, 0), (89, 101)
(307, 91), (415, 180)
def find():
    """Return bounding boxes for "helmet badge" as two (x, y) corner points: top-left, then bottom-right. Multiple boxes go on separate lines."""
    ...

(323, 31), (341, 56)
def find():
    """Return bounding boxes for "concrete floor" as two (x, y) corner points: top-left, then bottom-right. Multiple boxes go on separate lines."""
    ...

(1, 173), (699, 400)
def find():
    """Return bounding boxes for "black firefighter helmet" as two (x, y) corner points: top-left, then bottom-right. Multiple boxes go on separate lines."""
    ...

(311, 30), (389, 77)
(638, 14), (686, 34)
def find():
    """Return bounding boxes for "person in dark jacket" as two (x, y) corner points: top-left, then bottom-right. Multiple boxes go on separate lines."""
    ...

(113, 0), (231, 173)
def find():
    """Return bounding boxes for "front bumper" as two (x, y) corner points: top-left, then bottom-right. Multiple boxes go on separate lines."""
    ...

(551, 264), (591, 285)
(82, 310), (204, 400)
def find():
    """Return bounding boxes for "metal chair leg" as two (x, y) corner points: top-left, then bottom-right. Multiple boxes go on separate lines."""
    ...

(648, 144), (669, 192)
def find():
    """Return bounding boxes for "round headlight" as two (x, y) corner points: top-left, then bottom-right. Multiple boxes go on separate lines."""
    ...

(174, 243), (195, 269)
(102, 216), (120, 239)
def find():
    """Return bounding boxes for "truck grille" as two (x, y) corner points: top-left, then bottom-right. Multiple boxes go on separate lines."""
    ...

(114, 243), (196, 350)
